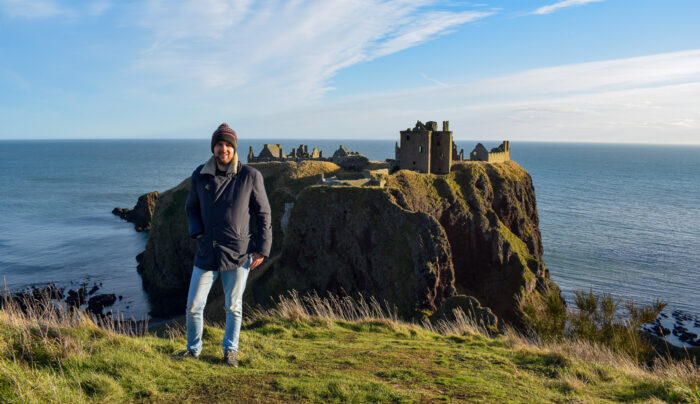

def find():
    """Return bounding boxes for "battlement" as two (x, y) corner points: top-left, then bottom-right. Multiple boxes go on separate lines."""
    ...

(469, 141), (510, 163)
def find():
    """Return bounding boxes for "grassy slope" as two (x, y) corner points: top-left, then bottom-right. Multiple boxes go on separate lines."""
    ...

(2, 313), (698, 403)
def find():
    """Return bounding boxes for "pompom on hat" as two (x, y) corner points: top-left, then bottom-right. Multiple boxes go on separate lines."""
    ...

(211, 123), (237, 152)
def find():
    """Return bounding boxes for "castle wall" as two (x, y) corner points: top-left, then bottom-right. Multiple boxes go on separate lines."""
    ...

(430, 129), (452, 175)
(468, 141), (511, 163)
(451, 142), (464, 162)
(399, 129), (431, 173)
(470, 143), (489, 161)
(487, 141), (510, 163)
(487, 151), (510, 163)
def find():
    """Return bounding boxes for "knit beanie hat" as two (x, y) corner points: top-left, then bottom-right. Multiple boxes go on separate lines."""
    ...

(211, 123), (237, 152)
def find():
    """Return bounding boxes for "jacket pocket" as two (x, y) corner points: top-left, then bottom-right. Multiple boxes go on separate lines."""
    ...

(196, 236), (210, 254)
(222, 226), (249, 242)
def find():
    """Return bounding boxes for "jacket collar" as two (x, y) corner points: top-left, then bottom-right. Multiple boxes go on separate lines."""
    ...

(200, 152), (239, 176)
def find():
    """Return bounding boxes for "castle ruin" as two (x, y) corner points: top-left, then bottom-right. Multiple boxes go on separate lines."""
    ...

(469, 141), (510, 163)
(394, 120), (510, 175)
(248, 144), (324, 163)
(395, 121), (453, 175)
(248, 144), (368, 170)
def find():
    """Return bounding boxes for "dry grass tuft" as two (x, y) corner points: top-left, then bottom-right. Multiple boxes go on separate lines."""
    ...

(1, 286), (149, 366)
(422, 307), (491, 337)
(546, 338), (638, 371)
(256, 290), (400, 325)
(651, 356), (700, 388)
(255, 290), (495, 339)
(162, 321), (186, 340)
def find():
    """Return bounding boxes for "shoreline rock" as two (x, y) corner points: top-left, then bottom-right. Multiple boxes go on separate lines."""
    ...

(87, 294), (117, 316)
(1, 282), (118, 317)
(113, 191), (159, 232)
(642, 308), (700, 354)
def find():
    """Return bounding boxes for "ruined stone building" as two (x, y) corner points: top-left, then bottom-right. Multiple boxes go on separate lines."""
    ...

(250, 144), (286, 161)
(247, 144), (368, 171)
(469, 141), (510, 163)
(392, 120), (511, 175)
(452, 142), (465, 162)
(395, 120), (453, 174)
(288, 144), (322, 159)
(248, 144), (322, 163)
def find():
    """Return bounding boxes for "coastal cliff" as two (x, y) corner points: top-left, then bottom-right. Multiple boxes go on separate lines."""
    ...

(137, 160), (552, 324)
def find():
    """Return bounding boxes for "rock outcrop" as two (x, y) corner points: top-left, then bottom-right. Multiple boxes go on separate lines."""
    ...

(252, 185), (455, 318)
(87, 294), (117, 316)
(136, 160), (552, 324)
(113, 191), (159, 232)
(383, 162), (548, 324)
(136, 181), (196, 316)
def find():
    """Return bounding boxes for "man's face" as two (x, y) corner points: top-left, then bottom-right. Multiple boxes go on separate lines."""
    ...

(214, 141), (235, 166)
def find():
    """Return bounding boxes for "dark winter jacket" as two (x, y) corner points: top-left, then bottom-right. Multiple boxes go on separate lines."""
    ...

(186, 155), (272, 272)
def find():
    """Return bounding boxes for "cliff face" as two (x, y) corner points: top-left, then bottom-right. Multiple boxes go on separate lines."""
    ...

(136, 180), (194, 315)
(137, 160), (551, 323)
(253, 186), (455, 318)
(383, 162), (547, 323)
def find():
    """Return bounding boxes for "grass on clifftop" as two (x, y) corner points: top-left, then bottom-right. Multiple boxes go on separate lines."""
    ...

(1, 292), (699, 403)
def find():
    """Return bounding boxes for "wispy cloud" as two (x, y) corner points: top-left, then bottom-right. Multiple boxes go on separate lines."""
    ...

(421, 72), (449, 88)
(530, 0), (605, 15)
(131, 0), (493, 110)
(243, 50), (700, 144)
(368, 10), (493, 58)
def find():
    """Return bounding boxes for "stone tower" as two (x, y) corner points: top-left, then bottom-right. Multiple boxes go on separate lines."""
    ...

(396, 120), (453, 174)
(430, 121), (452, 175)
(398, 121), (432, 173)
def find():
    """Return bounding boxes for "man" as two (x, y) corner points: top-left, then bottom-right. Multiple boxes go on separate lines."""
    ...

(172, 123), (271, 367)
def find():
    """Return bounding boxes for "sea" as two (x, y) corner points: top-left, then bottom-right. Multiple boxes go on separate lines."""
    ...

(1, 139), (699, 338)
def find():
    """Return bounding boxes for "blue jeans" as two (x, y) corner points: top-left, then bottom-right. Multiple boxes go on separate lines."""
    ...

(185, 257), (251, 355)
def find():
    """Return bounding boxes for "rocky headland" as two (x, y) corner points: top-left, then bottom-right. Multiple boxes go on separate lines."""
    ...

(112, 191), (159, 232)
(135, 159), (554, 327)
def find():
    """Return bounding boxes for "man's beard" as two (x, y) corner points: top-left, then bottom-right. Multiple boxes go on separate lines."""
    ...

(216, 152), (235, 166)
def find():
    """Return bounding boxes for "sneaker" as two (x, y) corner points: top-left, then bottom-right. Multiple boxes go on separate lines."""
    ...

(223, 350), (238, 367)
(171, 349), (199, 361)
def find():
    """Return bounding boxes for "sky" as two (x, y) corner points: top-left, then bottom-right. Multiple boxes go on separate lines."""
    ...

(1, 0), (699, 143)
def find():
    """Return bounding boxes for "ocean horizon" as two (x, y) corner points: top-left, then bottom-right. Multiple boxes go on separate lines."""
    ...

(1, 139), (698, 334)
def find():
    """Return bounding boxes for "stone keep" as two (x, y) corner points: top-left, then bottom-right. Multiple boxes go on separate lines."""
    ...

(430, 121), (452, 175)
(397, 120), (453, 174)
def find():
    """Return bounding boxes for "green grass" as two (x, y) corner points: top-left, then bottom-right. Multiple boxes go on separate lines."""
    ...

(1, 295), (699, 403)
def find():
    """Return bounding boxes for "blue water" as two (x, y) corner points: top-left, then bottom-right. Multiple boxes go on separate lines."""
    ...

(1, 139), (699, 321)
